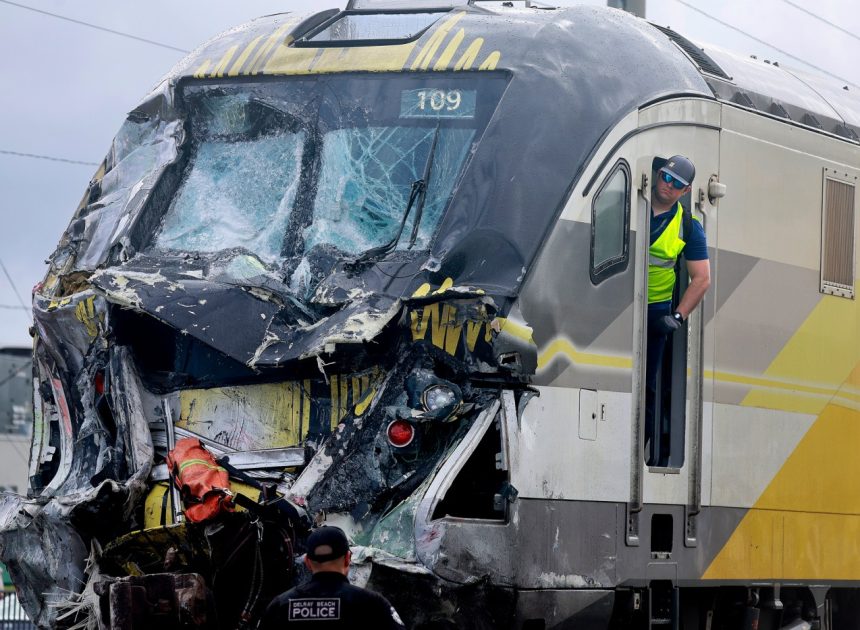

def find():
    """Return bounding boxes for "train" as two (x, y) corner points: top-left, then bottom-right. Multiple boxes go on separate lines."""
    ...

(1, 1), (858, 628)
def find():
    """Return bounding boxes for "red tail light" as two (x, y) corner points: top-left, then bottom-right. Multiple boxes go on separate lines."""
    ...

(387, 420), (415, 448)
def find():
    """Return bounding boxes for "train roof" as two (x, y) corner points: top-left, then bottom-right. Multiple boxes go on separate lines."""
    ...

(162, 3), (860, 145)
(656, 25), (860, 142)
(165, 4), (712, 102)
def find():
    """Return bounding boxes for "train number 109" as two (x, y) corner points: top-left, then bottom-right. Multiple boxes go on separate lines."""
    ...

(416, 89), (462, 112)
(400, 87), (476, 119)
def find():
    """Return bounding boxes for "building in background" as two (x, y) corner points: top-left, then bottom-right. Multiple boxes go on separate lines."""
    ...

(0, 348), (32, 495)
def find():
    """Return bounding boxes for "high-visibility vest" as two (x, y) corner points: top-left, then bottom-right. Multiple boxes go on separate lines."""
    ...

(166, 437), (233, 522)
(648, 202), (689, 304)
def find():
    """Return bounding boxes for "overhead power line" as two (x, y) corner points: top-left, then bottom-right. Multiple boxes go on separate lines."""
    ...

(672, 0), (860, 91)
(778, 0), (860, 45)
(0, 305), (29, 311)
(0, 258), (32, 325)
(0, 0), (190, 54)
(0, 149), (99, 167)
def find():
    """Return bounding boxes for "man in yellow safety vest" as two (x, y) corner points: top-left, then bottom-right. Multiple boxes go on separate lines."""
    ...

(646, 155), (711, 465)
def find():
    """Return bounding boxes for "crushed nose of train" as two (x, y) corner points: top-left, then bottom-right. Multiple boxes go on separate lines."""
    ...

(88, 260), (404, 369)
(2, 267), (530, 627)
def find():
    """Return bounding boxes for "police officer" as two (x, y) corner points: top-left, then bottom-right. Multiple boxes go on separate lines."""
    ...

(646, 155), (710, 465)
(259, 526), (406, 629)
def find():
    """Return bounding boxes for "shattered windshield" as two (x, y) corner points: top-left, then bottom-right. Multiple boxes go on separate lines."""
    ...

(152, 73), (507, 265)
(156, 95), (305, 262)
(306, 126), (474, 253)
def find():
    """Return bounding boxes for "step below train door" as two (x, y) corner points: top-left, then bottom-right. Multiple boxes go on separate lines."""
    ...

(625, 98), (721, 554)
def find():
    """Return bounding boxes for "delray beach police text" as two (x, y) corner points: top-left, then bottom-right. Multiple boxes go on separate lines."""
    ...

(288, 599), (341, 621)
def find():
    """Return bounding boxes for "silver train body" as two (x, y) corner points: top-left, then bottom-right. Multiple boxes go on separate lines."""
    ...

(1, 3), (858, 629)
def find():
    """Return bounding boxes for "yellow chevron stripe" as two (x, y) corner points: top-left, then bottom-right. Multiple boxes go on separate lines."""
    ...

(411, 12), (466, 71)
(193, 59), (211, 79)
(705, 286), (859, 580)
(538, 338), (633, 371)
(704, 398), (860, 580)
(453, 38), (483, 71)
(740, 286), (859, 412)
(433, 28), (466, 70)
(412, 283), (432, 297)
(248, 22), (296, 74)
(228, 35), (264, 77)
(478, 50), (501, 71)
(265, 46), (320, 75)
(211, 45), (239, 78)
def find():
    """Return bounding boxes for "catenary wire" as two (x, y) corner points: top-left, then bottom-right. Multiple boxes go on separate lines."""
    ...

(0, 0), (190, 54)
(778, 0), (860, 45)
(0, 149), (99, 167)
(672, 0), (860, 90)
(0, 305), (29, 310)
(0, 258), (32, 324)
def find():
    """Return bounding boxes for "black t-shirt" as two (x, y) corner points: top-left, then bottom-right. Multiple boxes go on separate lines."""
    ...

(259, 572), (406, 629)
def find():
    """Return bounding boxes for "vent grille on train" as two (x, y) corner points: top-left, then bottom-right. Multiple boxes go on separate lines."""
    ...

(820, 169), (857, 299)
(651, 24), (732, 81)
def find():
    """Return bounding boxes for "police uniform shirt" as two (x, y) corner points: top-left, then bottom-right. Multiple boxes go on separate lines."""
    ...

(259, 572), (406, 629)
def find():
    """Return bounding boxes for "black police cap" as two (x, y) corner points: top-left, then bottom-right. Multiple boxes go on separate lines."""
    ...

(306, 526), (350, 562)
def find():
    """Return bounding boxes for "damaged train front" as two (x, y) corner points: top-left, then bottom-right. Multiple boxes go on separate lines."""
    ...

(0, 65), (535, 628)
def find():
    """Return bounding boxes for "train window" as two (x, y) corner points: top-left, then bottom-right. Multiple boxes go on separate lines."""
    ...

(306, 13), (443, 43)
(156, 94), (306, 262)
(820, 169), (857, 299)
(306, 125), (475, 254)
(589, 160), (631, 284)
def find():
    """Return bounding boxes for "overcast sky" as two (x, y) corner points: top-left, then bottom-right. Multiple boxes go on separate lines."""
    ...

(0, 0), (858, 347)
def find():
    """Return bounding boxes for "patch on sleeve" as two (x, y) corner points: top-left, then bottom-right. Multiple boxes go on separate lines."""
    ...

(288, 598), (341, 621)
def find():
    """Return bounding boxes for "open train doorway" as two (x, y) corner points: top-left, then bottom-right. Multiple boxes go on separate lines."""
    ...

(645, 156), (695, 469)
(629, 104), (721, 531)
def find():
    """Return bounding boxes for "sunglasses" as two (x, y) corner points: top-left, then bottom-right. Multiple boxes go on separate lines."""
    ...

(660, 170), (688, 190)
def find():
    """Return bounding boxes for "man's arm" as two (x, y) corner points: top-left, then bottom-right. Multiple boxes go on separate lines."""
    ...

(675, 258), (711, 320)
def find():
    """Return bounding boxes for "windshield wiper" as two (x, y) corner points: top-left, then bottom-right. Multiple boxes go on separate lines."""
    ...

(407, 124), (440, 249)
(352, 125), (441, 266)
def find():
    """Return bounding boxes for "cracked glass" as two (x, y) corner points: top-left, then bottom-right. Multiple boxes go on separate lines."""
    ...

(153, 74), (507, 267)
(305, 126), (474, 254)
(156, 94), (305, 262)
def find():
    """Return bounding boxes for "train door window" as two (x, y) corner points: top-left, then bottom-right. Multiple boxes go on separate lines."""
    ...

(820, 168), (857, 299)
(590, 160), (631, 284)
(646, 157), (693, 468)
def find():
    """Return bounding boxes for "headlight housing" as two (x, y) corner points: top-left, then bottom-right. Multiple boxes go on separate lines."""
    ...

(420, 383), (461, 420)
(422, 384), (457, 412)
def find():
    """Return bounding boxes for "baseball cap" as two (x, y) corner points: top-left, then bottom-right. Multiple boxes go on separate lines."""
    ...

(658, 155), (695, 186)
(306, 526), (350, 562)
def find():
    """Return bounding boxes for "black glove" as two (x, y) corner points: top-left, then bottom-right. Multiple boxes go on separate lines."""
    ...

(656, 312), (684, 334)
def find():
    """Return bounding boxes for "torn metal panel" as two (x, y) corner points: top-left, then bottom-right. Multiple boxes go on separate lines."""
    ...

(0, 495), (88, 628)
(89, 257), (403, 369)
(46, 89), (184, 282)
(413, 399), (501, 582)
